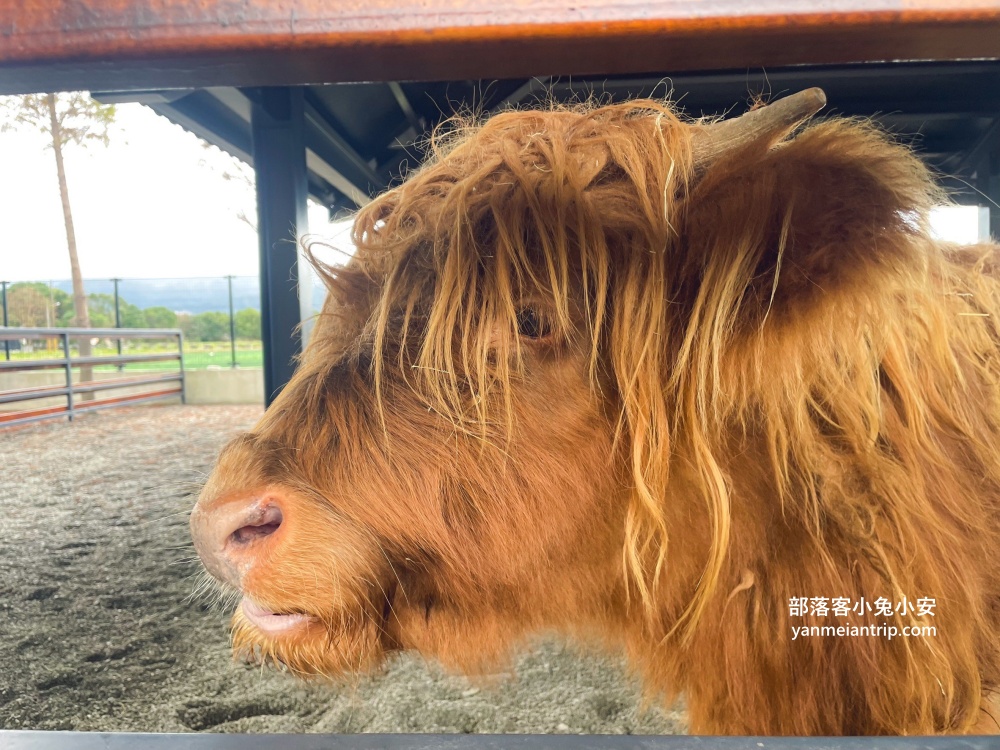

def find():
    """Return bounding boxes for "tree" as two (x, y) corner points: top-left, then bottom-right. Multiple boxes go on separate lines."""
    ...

(119, 300), (145, 328)
(85, 292), (116, 328)
(2, 93), (116, 389)
(234, 308), (261, 340)
(7, 284), (52, 327)
(176, 313), (195, 339)
(188, 311), (231, 342)
(5, 282), (71, 327)
(84, 292), (144, 328)
(143, 306), (178, 329)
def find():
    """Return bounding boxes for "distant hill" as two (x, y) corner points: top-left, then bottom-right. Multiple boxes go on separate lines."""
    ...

(49, 277), (327, 315)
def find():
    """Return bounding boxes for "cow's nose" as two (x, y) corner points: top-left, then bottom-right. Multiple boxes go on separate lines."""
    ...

(190, 494), (284, 588)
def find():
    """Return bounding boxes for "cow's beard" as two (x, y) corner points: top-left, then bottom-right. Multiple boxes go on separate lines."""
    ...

(230, 590), (398, 677)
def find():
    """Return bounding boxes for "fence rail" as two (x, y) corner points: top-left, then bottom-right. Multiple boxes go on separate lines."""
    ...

(0, 327), (185, 428)
(0, 275), (327, 369)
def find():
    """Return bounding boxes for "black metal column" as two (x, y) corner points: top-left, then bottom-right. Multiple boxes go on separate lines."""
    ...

(226, 275), (237, 369)
(250, 87), (308, 405)
(989, 152), (1000, 241)
(970, 119), (1000, 242)
(1, 280), (9, 361)
(112, 277), (123, 370)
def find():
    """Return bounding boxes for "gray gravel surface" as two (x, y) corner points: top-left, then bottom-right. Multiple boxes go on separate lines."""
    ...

(0, 404), (684, 733)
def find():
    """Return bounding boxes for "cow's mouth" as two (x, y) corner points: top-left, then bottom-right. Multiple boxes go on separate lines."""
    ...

(240, 597), (316, 635)
(230, 578), (399, 677)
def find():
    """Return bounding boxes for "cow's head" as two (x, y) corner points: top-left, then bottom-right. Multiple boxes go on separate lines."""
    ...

(191, 89), (942, 677)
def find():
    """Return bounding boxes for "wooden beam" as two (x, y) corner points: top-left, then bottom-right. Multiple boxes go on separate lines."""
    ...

(2, 1), (1000, 94)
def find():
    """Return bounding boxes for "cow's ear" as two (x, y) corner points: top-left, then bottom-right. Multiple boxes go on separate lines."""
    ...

(677, 118), (941, 331)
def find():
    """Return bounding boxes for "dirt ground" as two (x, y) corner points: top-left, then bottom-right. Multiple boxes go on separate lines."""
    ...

(0, 404), (684, 734)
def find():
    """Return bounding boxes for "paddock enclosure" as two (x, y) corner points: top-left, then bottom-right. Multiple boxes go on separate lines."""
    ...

(3, 0), (1000, 745)
(0, 405), (681, 734)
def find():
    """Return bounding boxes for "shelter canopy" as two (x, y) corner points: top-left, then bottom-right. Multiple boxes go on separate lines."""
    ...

(3, 0), (999, 402)
(3, 0), (1000, 94)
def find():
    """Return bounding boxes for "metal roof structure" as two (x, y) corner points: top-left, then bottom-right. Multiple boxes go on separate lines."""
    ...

(2, 1), (1000, 403)
(95, 61), (1000, 217)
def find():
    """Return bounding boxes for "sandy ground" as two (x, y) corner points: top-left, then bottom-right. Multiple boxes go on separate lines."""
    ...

(0, 404), (684, 734)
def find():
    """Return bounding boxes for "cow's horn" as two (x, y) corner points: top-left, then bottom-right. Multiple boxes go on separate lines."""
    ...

(691, 87), (827, 168)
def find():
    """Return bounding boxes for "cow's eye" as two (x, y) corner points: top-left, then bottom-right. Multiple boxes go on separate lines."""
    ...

(515, 307), (551, 339)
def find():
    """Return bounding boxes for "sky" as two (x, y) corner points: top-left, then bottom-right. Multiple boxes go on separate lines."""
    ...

(0, 100), (352, 283)
(0, 98), (987, 284)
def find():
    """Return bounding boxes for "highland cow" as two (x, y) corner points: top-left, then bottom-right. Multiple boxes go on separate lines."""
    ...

(191, 89), (1000, 735)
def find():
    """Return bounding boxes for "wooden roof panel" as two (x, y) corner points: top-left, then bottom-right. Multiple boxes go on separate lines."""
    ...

(2, 1), (1000, 94)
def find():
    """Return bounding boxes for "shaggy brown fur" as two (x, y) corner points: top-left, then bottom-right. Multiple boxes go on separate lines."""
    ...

(194, 94), (1000, 735)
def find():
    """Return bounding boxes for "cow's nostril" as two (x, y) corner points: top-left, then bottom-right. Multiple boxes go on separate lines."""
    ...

(230, 503), (283, 545)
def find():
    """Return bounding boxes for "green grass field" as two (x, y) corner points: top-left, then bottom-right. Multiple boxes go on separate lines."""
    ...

(4, 341), (263, 371)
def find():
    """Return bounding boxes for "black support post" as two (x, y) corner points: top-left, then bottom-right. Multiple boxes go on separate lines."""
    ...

(971, 121), (1000, 242)
(227, 275), (237, 368)
(112, 278), (122, 329)
(1, 280), (9, 361)
(990, 152), (1000, 242)
(974, 154), (1000, 242)
(112, 277), (123, 370)
(250, 87), (308, 405)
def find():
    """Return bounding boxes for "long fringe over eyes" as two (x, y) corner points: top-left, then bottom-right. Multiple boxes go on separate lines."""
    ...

(309, 100), (1000, 733)
(341, 100), (698, 626)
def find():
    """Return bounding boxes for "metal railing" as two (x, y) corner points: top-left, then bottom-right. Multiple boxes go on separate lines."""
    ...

(0, 276), (284, 370)
(0, 327), (185, 428)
